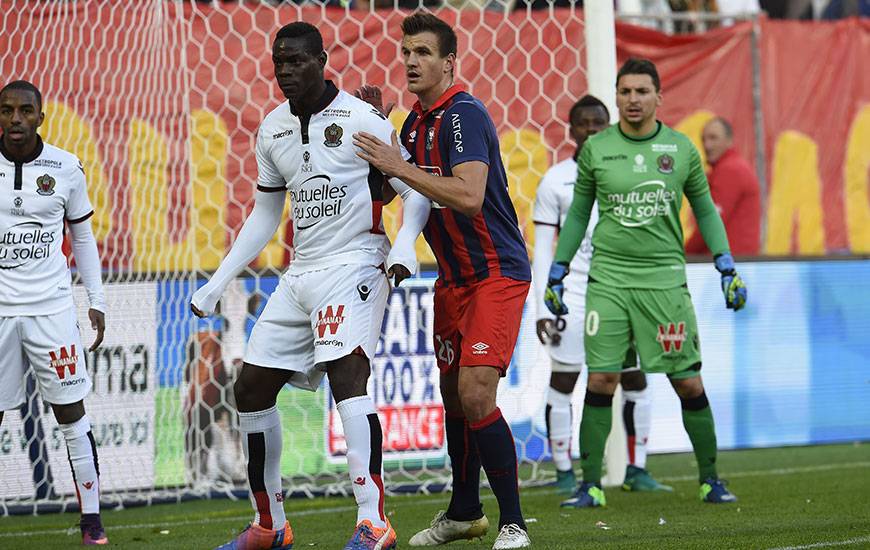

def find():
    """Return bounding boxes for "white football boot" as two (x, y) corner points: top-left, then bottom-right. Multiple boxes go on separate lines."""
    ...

(492, 524), (531, 549)
(408, 510), (490, 546)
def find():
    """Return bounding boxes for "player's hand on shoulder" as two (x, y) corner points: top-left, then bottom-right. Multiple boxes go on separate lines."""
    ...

(88, 309), (105, 352)
(354, 85), (394, 117)
(713, 253), (747, 311)
(354, 130), (405, 178)
(536, 318), (561, 346)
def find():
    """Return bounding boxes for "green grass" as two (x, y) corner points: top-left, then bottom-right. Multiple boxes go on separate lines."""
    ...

(2, 443), (869, 549)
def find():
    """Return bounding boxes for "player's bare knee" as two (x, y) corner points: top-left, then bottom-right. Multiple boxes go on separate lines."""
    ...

(457, 383), (496, 423)
(620, 370), (647, 391)
(587, 372), (620, 395)
(671, 375), (704, 399)
(326, 354), (370, 402)
(51, 401), (85, 425)
(550, 371), (579, 394)
(232, 376), (263, 412)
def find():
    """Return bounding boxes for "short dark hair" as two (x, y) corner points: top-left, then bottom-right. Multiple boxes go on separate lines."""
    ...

(274, 21), (323, 56)
(570, 94), (609, 122)
(0, 80), (42, 110)
(709, 116), (733, 138)
(616, 58), (661, 91)
(401, 12), (457, 57)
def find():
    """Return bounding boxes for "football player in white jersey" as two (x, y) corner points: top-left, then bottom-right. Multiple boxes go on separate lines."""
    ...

(532, 95), (671, 495)
(0, 80), (108, 545)
(191, 22), (430, 550)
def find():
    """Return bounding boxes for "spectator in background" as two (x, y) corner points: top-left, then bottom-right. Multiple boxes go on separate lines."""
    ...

(685, 117), (761, 256)
(668, 0), (719, 32)
(822, 0), (870, 18)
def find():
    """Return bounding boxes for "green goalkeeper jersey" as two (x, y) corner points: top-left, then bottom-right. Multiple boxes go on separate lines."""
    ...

(554, 121), (730, 289)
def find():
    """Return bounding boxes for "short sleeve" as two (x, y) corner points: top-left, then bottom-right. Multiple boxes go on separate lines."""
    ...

(65, 159), (94, 223)
(442, 101), (491, 168)
(683, 141), (710, 199)
(533, 171), (561, 227)
(256, 129), (286, 192)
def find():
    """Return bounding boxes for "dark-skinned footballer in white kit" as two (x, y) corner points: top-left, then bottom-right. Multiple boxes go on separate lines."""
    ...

(191, 21), (431, 550)
(0, 79), (108, 545)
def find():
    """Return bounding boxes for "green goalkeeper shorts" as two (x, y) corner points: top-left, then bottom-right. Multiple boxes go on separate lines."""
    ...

(584, 281), (702, 379)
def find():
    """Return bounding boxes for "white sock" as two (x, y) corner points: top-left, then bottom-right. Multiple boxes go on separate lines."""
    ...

(337, 395), (386, 528)
(623, 389), (652, 469)
(239, 406), (286, 529)
(59, 416), (100, 514)
(546, 387), (573, 472)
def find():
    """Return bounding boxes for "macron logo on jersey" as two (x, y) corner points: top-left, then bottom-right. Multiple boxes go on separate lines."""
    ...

(49, 345), (78, 379)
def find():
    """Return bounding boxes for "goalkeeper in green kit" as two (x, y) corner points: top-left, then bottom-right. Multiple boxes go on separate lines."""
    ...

(545, 58), (747, 508)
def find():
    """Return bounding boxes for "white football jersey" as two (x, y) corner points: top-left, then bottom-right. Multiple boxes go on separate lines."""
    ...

(533, 157), (599, 286)
(0, 139), (93, 316)
(255, 82), (411, 274)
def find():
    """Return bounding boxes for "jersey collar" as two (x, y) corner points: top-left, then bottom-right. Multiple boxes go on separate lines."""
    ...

(289, 80), (339, 117)
(617, 120), (662, 142)
(412, 84), (466, 120)
(0, 134), (44, 164)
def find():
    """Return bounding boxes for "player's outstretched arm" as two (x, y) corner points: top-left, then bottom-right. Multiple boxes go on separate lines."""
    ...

(191, 190), (285, 317)
(386, 181), (431, 287)
(68, 217), (106, 351)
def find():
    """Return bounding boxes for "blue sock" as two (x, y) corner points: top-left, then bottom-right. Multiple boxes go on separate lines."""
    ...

(471, 408), (525, 530)
(445, 413), (483, 521)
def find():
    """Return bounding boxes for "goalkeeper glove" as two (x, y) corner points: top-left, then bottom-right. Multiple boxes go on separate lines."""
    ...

(544, 261), (570, 315)
(714, 253), (747, 311)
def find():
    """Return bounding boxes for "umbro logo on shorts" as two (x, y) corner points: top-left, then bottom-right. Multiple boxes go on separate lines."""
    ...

(357, 284), (370, 301)
(471, 341), (490, 355)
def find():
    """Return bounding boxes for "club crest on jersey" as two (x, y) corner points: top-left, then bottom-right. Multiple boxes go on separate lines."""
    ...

(324, 123), (343, 148)
(36, 174), (56, 196)
(657, 154), (675, 174)
(656, 322), (687, 353)
(426, 127), (436, 150)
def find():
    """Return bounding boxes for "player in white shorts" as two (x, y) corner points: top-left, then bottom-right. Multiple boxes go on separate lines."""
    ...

(0, 80), (108, 545)
(191, 22), (430, 550)
(532, 95), (671, 495)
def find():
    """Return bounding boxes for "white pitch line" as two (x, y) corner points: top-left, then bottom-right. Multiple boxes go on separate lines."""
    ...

(0, 495), (460, 539)
(766, 535), (870, 550)
(655, 461), (870, 483)
(2, 461), (868, 539)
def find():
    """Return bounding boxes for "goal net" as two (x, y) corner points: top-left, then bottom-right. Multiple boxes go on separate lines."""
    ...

(0, 0), (591, 513)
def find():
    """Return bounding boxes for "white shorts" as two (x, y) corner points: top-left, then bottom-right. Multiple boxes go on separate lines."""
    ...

(547, 288), (586, 371)
(0, 308), (91, 411)
(244, 263), (389, 392)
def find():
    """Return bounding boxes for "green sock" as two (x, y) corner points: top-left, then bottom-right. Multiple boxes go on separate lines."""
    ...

(680, 392), (718, 481)
(579, 391), (613, 484)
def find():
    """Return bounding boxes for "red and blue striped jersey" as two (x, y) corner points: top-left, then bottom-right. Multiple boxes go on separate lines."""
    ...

(400, 85), (531, 287)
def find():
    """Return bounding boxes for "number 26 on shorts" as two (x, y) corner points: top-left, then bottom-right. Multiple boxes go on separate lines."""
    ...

(435, 334), (455, 366)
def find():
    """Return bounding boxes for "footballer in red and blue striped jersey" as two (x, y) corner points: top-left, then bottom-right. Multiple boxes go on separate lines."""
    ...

(400, 85), (531, 288)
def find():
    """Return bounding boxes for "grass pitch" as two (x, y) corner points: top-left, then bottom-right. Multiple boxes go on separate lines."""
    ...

(2, 443), (868, 549)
